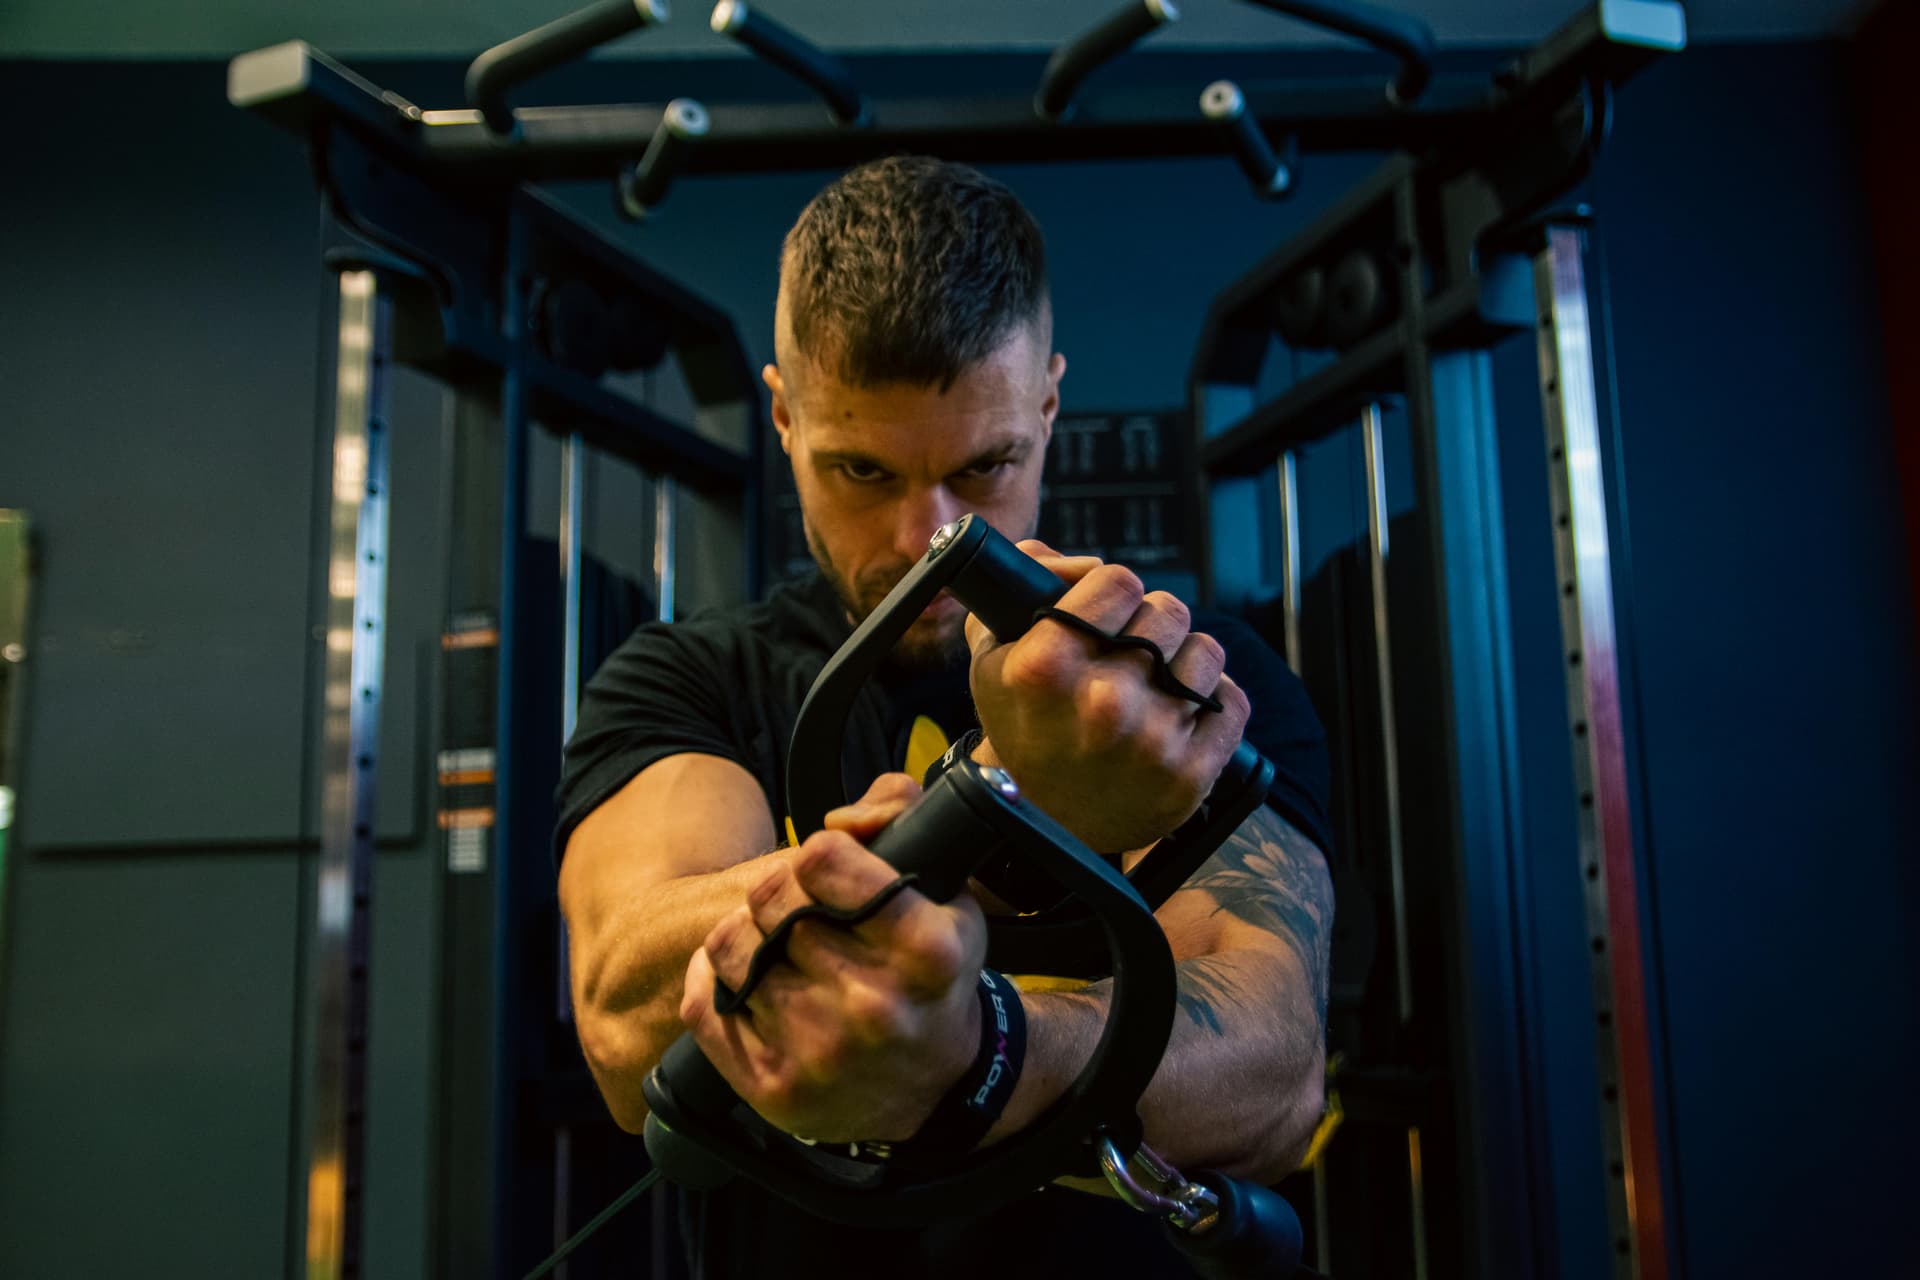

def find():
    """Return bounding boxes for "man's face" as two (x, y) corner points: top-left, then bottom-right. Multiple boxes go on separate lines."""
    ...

(766, 325), (1066, 668)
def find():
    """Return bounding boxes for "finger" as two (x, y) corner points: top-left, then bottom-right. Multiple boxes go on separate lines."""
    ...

(1164, 628), (1228, 703)
(1047, 562), (1147, 635)
(1117, 590), (1195, 665)
(681, 945), (779, 1087)
(1183, 672), (1253, 780)
(824, 772), (922, 841)
(702, 903), (767, 999)
(1013, 539), (1104, 587)
(789, 830), (912, 917)
(792, 833), (978, 994)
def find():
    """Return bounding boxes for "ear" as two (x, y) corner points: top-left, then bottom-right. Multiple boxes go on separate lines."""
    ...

(1038, 352), (1067, 445)
(764, 363), (795, 456)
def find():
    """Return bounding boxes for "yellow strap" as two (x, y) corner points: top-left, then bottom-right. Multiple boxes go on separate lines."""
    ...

(1300, 1052), (1346, 1170)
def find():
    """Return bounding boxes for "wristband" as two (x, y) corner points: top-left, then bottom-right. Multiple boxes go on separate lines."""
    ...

(891, 968), (1026, 1168)
(921, 727), (985, 790)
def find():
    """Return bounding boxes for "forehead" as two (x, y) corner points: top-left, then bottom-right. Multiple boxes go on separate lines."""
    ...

(789, 335), (1046, 459)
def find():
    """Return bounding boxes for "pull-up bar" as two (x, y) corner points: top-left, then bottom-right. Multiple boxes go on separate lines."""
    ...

(1240, 0), (1435, 103)
(467, 0), (671, 135)
(1035, 0), (1182, 121)
(711, 0), (867, 126)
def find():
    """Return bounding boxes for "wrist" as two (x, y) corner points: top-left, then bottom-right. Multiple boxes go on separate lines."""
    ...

(892, 969), (1027, 1168)
(968, 734), (1004, 771)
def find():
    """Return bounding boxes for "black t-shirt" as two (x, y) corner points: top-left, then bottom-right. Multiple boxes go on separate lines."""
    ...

(554, 572), (1332, 1279)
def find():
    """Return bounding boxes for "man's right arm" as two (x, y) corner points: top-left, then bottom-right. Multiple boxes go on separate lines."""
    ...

(558, 751), (788, 1133)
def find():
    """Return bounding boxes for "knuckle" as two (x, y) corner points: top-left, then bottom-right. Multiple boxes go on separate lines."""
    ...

(1093, 564), (1145, 604)
(843, 983), (909, 1045)
(874, 771), (921, 802)
(1002, 642), (1073, 694)
(901, 920), (967, 993)
(1144, 590), (1192, 632)
(1079, 674), (1137, 739)
(1192, 630), (1227, 668)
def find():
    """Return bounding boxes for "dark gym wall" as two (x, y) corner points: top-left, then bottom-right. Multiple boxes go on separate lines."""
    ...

(0, 38), (1911, 1280)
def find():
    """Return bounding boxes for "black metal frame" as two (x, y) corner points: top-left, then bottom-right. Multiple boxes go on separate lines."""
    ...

(230, 0), (1686, 1275)
(1187, 4), (1682, 1277)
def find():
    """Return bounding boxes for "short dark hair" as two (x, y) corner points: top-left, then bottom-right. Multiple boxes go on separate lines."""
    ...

(780, 156), (1049, 391)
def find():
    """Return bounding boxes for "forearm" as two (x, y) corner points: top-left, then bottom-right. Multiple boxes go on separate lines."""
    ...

(986, 949), (1325, 1185)
(567, 849), (793, 1131)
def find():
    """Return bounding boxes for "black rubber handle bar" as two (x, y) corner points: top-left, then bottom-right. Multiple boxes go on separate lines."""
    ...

(1238, 0), (1435, 104)
(711, 0), (866, 125)
(1035, 0), (1181, 120)
(641, 756), (1179, 1226)
(617, 97), (709, 218)
(467, 0), (671, 136)
(784, 515), (1272, 977)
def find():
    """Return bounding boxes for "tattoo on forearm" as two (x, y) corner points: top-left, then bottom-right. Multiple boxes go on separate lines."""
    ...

(1175, 955), (1241, 1037)
(1185, 808), (1334, 1027)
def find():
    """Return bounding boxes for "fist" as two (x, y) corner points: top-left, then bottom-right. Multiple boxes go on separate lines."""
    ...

(964, 543), (1250, 853)
(680, 774), (988, 1142)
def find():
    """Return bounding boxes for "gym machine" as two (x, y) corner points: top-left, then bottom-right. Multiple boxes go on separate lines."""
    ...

(0, 511), (33, 1006)
(229, 0), (1685, 1275)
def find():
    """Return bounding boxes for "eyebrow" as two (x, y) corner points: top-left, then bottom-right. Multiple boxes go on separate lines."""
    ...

(811, 437), (1035, 475)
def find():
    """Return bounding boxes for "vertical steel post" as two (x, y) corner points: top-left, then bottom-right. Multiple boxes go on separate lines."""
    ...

(553, 432), (587, 1272)
(653, 476), (677, 622)
(1277, 450), (1303, 675)
(1361, 403), (1412, 1028)
(491, 209), (536, 1276)
(298, 267), (393, 1280)
(1534, 224), (1669, 1280)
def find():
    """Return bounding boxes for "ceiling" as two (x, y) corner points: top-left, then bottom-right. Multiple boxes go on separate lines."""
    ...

(0, 0), (1872, 58)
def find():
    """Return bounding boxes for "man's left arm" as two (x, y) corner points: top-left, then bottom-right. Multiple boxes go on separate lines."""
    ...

(985, 801), (1332, 1186)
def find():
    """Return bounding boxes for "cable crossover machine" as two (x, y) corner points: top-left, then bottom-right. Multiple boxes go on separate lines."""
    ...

(227, 1), (1687, 1276)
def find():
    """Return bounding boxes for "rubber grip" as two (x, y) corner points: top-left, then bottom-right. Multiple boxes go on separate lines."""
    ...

(949, 522), (1069, 641)
(866, 768), (1008, 903)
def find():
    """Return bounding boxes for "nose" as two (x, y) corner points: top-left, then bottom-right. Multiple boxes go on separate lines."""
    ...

(893, 484), (966, 563)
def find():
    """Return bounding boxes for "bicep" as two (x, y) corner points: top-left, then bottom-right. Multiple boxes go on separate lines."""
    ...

(1152, 805), (1334, 1014)
(559, 753), (778, 936)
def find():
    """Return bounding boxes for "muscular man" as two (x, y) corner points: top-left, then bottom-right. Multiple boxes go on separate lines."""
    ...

(556, 156), (1334, 1277)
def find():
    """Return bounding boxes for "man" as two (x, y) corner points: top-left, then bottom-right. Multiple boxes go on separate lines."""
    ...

(556, 156), (1334, 1277)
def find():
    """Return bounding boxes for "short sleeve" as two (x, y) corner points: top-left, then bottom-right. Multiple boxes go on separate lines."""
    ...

(552, 620), (759, 861)
(1198, 610), (1335, 859)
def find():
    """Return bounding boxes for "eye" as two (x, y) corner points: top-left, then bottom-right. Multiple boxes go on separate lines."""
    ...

(958, 458), (1013, 479)
(837, 461), (891, 484)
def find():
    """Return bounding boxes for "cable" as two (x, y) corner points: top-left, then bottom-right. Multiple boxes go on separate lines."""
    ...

(521, 1167), (665, 1280)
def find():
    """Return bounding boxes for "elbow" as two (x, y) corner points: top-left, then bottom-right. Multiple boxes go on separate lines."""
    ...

(574, 993), (673, 1135)
(1236, 1041), (1326, 1187)
(1263, 1069), (1326, 1183)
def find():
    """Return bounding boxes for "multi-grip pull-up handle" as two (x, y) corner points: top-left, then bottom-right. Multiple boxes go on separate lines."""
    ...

(467, 0), (671, 136)
(1201, 80), (1294, 198)
(642, 755), (1180, 1226)
(712, 1), (867, 125)
(1238, 0), (1435, 105)
(618, 97), (710, 218)
(1036, 0), (1181, 121)
(785, 514), (1275, 978)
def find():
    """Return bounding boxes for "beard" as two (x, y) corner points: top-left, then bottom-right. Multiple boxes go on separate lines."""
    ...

(804, 521), (971, 675)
